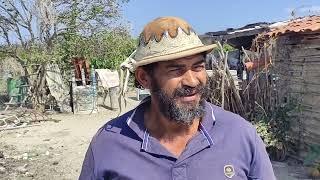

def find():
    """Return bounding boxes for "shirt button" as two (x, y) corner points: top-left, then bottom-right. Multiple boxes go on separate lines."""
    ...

(172, 164), (187, 180)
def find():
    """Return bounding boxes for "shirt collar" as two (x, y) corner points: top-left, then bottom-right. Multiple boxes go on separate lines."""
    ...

(126, 98), (216, 150)
(199, 101), (216, 146)
(126, 97), (150, 142)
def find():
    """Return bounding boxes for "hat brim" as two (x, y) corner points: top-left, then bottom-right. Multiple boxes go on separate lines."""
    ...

(134, 44), (217, 67)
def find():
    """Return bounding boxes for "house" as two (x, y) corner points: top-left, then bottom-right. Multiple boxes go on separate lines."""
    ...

(254, 16), (320, 161)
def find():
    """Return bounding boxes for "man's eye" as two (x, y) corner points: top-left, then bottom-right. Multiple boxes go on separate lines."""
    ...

(169, 68), (181, 72)
(194, 65), (205, 71)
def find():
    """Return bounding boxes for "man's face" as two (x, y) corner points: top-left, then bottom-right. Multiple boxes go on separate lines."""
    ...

(149, 54), (209, 125)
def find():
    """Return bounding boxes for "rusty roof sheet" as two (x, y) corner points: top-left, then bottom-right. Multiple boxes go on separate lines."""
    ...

(267, 16), (320, 37)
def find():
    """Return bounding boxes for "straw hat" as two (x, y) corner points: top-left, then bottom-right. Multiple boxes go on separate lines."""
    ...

(121, 16), (217, 71)
(133, 16), (217, 67)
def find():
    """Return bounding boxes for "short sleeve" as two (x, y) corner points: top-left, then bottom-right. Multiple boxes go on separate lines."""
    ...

(79, 144), (96, 180)
(248, 130), (276, 180)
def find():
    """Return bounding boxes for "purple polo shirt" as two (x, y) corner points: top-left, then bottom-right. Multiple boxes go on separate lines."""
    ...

(79, 99), (275, 180)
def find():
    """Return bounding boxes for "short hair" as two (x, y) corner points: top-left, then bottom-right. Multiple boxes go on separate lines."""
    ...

(134, 62), (158, 89)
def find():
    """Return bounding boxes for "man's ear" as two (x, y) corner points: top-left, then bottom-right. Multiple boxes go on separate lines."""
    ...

(135, 67), (152, 89)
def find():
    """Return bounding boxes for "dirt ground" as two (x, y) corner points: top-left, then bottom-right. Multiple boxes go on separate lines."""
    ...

(0, 94), (312, 180)
(0, 94), (139, 180)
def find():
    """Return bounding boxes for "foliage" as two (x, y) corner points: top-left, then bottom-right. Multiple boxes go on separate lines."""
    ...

(222, 43), (235, 52)
(90, 31), (136, 70)
(305, 146), (320, 178)
(304, 145), (320, 166)
(252, 99), (301, 160)
(51, 29), (136, 75)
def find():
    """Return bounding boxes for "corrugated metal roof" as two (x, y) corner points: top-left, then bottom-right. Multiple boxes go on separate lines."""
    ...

(267, 16), (320, 37)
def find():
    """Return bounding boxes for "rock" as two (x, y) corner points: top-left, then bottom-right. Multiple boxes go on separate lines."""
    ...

(13, 155), (22, 160)
(29, 152), (39, 157)
(45, 151), (50, 156)
(43, 139), (50, 142)
(0, 151), (4, 158)
(0, 166), (6, 174)
(22, 153), (28, 160)
(16, 164), (28, 174)
(0, 161), (5, 166)
(52, 161), (59, 165)
(25, 172), (34, 177)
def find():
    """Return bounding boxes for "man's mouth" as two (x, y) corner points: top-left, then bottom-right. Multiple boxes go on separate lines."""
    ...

(178, 93), (199, 102)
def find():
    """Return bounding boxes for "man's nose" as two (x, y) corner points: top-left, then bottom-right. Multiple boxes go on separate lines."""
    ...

(181, 70), (199, 88)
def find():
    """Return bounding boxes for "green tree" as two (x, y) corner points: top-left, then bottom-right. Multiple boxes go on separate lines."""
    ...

(0, 0), (130, 110)
(90, 30), (136, 70)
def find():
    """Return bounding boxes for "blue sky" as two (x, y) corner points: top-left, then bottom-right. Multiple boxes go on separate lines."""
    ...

(122, 0), (320, 37)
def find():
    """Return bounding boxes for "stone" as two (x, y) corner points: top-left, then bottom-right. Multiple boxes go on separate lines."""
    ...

(0, 161), (5, 166)
(16, 164), (28, 174)
(13, 155), (22, 160)
(45, 151), (50, 156)
(22, 153), (28, 160)
(29, 152), (39, 157)
(25, 172), (34, 177)
(0, 166), (6, 174)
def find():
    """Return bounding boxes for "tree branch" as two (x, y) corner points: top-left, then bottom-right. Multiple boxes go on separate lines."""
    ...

(0, 26), (11, 46)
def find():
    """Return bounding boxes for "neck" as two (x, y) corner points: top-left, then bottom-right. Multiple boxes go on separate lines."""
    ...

(144, 97), (200, 141)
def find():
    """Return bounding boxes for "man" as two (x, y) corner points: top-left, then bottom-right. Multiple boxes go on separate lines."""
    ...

(79, 17), (276, 180)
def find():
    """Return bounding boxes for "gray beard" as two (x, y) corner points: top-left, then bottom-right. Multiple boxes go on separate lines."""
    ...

(157, 90), (205, 125)
(151, 82), (208, 126)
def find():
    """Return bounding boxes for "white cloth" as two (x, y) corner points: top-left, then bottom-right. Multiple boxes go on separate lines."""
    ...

(95, 69), (120, 88)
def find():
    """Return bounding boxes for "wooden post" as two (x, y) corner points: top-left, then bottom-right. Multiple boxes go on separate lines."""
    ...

(109, 86), (118, 110)
(221, 51), (228, 109)
(81, 68), (86, 86)
(90, 66), (98, 112)
(71, 68), (76, 114)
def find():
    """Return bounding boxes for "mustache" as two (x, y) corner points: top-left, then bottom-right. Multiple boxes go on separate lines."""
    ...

(173, 84), (206, 97)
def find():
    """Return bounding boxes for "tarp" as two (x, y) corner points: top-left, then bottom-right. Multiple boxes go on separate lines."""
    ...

(45, 64), (70, 112)
(95, 69), (119, 88)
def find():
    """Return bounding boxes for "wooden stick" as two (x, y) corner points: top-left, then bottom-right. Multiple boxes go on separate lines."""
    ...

(221, 51), (228, 109)
(27, 118), (61, 123)
(241, 46), (252, 62)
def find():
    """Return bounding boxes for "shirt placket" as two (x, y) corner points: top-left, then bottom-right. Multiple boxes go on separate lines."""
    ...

(171, 163), (187, 180)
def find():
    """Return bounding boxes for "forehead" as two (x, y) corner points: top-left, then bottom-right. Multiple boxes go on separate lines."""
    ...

(159, 54), (205, 67)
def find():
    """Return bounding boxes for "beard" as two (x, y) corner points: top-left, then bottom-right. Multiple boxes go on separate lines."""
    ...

(150, 78), (209, 126)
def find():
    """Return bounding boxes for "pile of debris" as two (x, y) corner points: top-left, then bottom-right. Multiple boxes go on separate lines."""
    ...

(0, 108), (60, 131)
